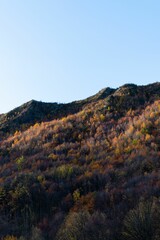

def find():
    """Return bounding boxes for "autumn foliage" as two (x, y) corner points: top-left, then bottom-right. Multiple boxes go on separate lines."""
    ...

(0, 83), (160, 239)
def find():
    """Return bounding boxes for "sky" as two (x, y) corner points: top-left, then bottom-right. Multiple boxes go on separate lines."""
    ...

(0, 1), (160, 113)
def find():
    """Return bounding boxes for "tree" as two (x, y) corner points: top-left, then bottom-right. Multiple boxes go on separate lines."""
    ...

(122, 200), (159, 240)
(56, 211), (90, 240)
(30, 227), (44, 240)
(56, 211), (109, 240)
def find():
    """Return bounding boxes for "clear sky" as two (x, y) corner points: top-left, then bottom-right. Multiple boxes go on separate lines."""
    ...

(0, 1), (160, 113)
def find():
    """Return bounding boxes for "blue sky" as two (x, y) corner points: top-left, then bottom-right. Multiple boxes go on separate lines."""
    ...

(0, 1), (160, 113)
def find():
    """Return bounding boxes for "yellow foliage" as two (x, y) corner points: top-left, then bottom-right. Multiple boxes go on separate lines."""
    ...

(2, 236), (17, 240)
(126, 125), (134, 137)
(100, 114), (105, 121)
(37, 175), (45, 183)
(149, 112), (155, 119)
(141, 122), (146, 129)
(73, 189), (81, 202)
(91, 163), (100, 170)
(33, 122), (40, 128)
(115, 148), (121, 156)
(13, 138), (19, 145)
(125, 146), (132, 154)
(61, 117), (67, 122)
(48, 153), (58, 161)
(14, 130), (20, 136)
(145, 134), (151, 142)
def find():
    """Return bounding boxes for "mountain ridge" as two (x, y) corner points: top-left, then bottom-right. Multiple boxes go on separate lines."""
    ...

(0, 82), (160, 135)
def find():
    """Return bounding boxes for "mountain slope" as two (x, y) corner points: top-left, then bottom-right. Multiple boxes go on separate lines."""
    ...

(0, 82), (160, 240)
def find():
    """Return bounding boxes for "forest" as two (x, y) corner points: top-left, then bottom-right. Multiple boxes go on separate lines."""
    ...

(0, 82), (160, 240)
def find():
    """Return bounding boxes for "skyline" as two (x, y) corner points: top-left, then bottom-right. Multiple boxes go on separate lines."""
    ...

(1, 81), (159, 114)
(0, 1), (160, 113)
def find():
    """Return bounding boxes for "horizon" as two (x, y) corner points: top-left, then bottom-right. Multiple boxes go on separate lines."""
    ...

(0, 1), (160, 113)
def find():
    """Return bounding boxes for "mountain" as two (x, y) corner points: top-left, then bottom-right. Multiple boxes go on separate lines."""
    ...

(0, 87), (115, 134)
(0, 82), (160, 240)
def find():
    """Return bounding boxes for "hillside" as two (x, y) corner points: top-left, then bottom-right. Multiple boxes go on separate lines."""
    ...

(0, 87), (115, 135)
(0, 82), (160, 240)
